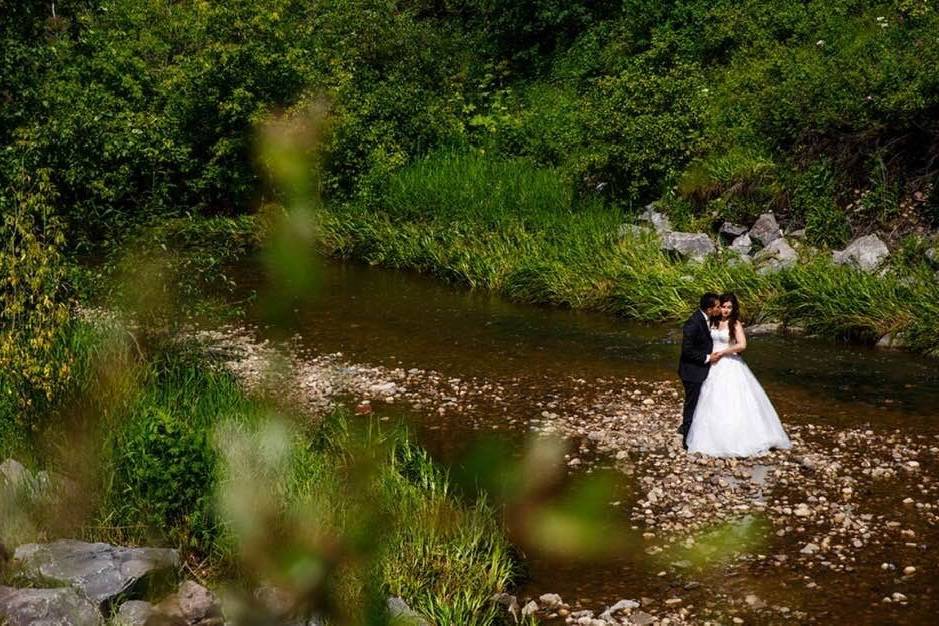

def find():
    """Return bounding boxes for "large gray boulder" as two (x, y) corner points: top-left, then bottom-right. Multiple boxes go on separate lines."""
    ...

(114, 600), (153, 626)
(729, 232), (752, 255)
(638, 205), (672, 234)
(0, 586), (101, 626)
(832, 234), (889, 272)
(0, 459), (50, 496)
(749, 213), (783, 247)
(661, 232), (716, 261)
(718, 222), (747, 243)
(13, 540), (178, 609)
(753, 238), (798, 274)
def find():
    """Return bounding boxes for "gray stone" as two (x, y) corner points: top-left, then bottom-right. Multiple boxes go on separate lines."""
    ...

(719, 222), (748, 242)
(114, 600), (153, 626)
(787, 228), (807, 239)
(924, 247), (938, 267)
(749, 213), (783, 246)
(832, 234), (889, 272)
(13, 540), (178, 609)
(155, 580), (222, 624)
(492, 593), (519, 622)
(177, 581), (220, 623)
(660, 232), (716, 261)
(602, 599), (639, 619)
(538, 593), (562, 610)
(629, 611), (656, 625)
(747, 323), (783, 336)
(876, 333), (907, 349)
(753, 238), (798, 274)
(0, 459), (30, 489)
(255, 585), (295, 619)
(745, 594), (767, 609)
(0, 586), (101, 626)
(729, 232), (752, 255)
(639, 205), (672, 234)
(521, 600), (538, 617)
(387, 596), (430, 625)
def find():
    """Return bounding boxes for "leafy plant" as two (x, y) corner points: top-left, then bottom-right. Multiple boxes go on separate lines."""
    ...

(0, 168), (74, 417)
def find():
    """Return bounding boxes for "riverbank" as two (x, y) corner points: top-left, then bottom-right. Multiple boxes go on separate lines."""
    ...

(317, 196), (939, 357)
(0, 315), (519, 625)
(191, 320), (939, 624)
(69, 209), (939, 359)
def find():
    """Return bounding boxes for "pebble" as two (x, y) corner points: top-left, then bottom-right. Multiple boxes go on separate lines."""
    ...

(194, 324), (939, 626)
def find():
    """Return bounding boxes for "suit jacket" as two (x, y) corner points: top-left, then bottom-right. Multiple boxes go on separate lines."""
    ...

(678, 310), (713, 383)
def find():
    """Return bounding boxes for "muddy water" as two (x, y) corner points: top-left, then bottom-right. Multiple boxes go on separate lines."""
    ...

(232, 259), (939, 624)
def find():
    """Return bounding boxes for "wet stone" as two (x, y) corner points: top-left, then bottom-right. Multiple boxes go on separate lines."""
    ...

(13, 540), (178, 609)
(0, 586), (101, 626)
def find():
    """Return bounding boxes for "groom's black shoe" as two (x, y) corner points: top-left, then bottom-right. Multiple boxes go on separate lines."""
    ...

(682, 435), (688, 450)
(676, 424), (686, 435)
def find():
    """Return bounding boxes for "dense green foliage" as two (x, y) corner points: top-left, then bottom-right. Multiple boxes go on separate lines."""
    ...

(0, 167), (74, 418)
(3, 0), (939, 356)
(321, 150), (939, 354)
(5, 0), (939, 246)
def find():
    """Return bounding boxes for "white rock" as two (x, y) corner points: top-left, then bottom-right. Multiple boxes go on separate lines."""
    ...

(832, 234), (890, 272)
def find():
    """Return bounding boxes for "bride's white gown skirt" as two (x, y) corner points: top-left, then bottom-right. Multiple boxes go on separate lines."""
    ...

(686, 351), (791, 458)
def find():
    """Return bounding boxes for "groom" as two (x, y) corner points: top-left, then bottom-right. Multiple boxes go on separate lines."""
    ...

(677, 293), (724, 448)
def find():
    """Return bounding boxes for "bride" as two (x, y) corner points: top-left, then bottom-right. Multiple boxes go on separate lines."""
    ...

(686, 293), (791, 457)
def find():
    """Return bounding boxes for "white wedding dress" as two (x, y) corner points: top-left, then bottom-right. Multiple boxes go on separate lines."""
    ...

(686, 326), (791, 457)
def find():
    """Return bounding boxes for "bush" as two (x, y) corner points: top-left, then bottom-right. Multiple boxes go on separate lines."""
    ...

(0, 168), (74, 416)
(110, 404), (218, 548)
(791, 162), (852, 247)
(101, 346), (252, 551)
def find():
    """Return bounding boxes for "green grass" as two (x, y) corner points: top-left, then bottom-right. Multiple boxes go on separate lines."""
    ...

(3, 318), (518, 624)
(319, 150), (939, 356)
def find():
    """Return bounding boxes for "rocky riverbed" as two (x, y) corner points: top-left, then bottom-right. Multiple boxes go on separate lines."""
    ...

(188, 324), (939, 624)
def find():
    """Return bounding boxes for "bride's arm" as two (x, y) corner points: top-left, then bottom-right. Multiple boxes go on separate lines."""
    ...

(720, 321), (748, 355)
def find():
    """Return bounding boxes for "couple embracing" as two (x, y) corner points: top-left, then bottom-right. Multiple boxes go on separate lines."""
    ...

(677, 292), (791, 457)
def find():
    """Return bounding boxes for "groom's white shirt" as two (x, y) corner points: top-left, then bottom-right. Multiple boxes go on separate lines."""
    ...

(701, 310), (711, 364)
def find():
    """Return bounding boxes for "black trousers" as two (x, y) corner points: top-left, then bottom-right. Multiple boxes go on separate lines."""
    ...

(680, 379), (703, 435)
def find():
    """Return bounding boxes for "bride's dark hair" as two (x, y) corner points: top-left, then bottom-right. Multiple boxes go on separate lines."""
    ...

(712, 292), (741, 343)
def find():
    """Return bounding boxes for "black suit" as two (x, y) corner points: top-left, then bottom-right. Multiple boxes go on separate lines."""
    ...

(677, 310), (713, 441)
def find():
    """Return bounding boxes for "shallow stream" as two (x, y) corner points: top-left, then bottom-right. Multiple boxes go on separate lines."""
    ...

(229, 259), (939, 624)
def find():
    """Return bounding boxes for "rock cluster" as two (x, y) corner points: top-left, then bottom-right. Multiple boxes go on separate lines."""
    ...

(188, 326), (936, 623)
(621, 208), (899, 279)
(0, 534), (423, 626)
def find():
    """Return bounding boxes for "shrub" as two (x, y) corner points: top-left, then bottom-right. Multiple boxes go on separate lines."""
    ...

(0, 168), (74, 417)
(110, 404), (218, 548)
(792, 162), (852, 247)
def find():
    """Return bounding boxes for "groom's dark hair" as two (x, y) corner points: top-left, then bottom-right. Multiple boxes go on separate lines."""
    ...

(699, 292), (720, 310)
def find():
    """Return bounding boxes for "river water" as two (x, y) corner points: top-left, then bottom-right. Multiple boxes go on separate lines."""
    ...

(230, 259), (939, 624)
